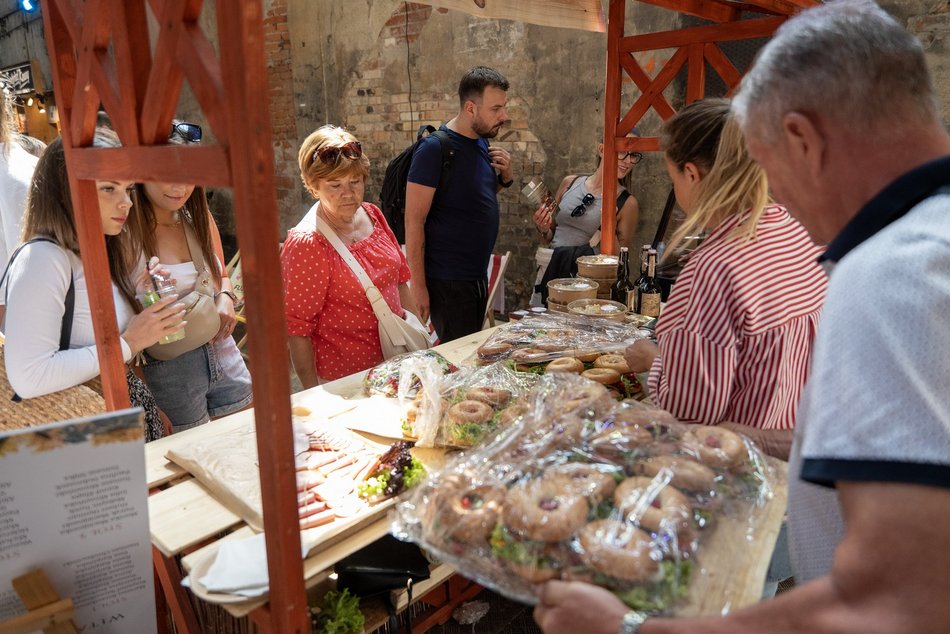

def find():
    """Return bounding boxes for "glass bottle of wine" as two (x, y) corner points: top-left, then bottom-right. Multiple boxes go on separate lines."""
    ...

(631, 244), (650, 312)
(637, 249), (662, 317)
(611, 247), (634, 309)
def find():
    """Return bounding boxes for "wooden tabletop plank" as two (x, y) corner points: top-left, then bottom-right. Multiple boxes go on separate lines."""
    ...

(148, 479), (244, 556)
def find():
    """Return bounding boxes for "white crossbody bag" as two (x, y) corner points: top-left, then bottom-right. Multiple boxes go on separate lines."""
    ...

(313, 205), (432, 359)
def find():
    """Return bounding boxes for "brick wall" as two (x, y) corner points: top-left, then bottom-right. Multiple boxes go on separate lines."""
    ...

(383, 2), (433, 46)
(263, 0), (302, 226)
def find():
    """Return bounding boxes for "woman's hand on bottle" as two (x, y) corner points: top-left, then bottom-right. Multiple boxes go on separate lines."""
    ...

(533, 204), (555, 242)
(122, 295), (186, 354)
(212, 291), (237, 342)
(133, 258), (176, 298)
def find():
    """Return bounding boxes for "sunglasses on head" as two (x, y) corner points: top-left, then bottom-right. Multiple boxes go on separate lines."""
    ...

(618, 151), (643, 164)
(171, 122), (202, 143)
(571, 193), (596, 217)
(313, 141), (362, 165)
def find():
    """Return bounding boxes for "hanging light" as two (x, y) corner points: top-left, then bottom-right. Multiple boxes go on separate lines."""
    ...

(26, 97), (34, 107)
(19, 0), (39, 13)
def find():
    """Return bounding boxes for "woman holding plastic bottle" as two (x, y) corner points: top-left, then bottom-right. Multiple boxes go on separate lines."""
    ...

(123, 121), (252, 431)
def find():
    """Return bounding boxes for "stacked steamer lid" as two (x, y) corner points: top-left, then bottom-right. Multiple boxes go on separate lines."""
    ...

(546, 278), (598, 313)
(576, 255), (618, 300)
(567, 298), (628, 322)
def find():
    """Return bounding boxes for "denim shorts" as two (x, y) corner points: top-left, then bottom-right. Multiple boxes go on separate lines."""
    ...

(142, 337), (252, 431)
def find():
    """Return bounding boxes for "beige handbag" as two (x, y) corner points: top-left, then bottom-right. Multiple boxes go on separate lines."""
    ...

(313, 206), (432, 360)
(145, 220), (221, 361)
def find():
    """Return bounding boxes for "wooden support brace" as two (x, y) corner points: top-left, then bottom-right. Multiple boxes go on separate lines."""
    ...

(410, 577), (483, 634)
(151, 546), (201, 634)
(703, 42), (743, 95)
(621, 16), (787, 52)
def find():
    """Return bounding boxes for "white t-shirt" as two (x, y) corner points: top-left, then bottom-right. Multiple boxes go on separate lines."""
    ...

(788, 188), (950, 581)
(3, 240), (134, 398)
(0, 142), (40, 304)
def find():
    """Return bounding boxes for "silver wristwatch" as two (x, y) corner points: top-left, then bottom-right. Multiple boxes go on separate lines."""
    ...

(619, 611), (647, 634)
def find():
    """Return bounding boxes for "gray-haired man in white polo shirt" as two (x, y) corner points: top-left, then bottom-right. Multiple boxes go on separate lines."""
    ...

(533, 2), (950, 633)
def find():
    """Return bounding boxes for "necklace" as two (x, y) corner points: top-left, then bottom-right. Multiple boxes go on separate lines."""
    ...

(156, 212), (181, 228)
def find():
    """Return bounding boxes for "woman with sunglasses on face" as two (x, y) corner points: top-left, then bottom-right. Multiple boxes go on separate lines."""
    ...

(122, 121), (252, 432)
(2, 130), (184, 441)
(623, 99), (827, 459)
(281, 125), (419, 388)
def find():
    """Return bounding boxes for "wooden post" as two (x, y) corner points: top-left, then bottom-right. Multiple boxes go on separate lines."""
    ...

(40, 0), (131, 411)
(602, 0), (625, 256)
(216, 2), (309, 632)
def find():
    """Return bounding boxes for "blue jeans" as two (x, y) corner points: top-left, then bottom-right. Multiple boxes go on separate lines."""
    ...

(142, 337), (252, 430)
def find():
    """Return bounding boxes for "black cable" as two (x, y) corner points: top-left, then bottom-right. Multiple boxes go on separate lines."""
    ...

(405, 2), (413, 133)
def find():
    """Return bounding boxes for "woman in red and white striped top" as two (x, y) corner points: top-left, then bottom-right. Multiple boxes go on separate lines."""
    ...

(625, 100), (827, 458)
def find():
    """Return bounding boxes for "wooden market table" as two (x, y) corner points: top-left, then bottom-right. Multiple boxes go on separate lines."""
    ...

(146, 328), (497, 632)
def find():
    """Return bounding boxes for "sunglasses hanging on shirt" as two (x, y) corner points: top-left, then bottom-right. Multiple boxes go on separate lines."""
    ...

(171, 122), (202, 143)
(571, 193), (596, 217)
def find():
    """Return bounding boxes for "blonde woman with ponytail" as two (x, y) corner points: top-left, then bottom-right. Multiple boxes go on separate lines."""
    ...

(624, 99), (827, 459)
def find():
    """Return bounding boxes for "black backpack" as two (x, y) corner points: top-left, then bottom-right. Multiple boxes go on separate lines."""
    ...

(379, 124), (454, 244)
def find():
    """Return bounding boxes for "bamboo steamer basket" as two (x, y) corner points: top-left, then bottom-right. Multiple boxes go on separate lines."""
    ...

(546, 277), (599, 304)
(576, 254), (620, 279)
(568, 298), (628, 323)
(547, 298), (570, 313)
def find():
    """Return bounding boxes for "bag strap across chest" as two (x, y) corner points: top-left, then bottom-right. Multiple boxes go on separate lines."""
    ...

(1, 237), (75, 352)
(1, 237), (75, 402)
(309, 203), (400, 329)
(146, 219), (215, 296)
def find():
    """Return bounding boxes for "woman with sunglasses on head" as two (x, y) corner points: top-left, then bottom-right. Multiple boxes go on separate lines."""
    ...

(281, 125), (419, 388)
(531, 134), (641, 304)
(122, 121), (252, 432)
(3, 129), (184, 441)
(622, 99), (827, 459)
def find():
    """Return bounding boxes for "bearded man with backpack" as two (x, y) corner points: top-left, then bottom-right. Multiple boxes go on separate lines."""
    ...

(404, 66), (513, 343)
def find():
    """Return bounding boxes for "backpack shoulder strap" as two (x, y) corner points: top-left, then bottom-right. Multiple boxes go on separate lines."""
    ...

(430, 129), (455, 190)
(416, 124), (437, 141)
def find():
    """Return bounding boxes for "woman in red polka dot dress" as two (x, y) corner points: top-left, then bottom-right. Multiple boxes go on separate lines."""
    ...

(281, 125), (420, 388)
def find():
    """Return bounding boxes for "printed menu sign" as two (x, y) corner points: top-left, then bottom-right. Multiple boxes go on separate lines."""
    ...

(0, 409), (156, 634)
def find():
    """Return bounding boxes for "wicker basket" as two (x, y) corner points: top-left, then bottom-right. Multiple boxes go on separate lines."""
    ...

(0, 344), (105, 432)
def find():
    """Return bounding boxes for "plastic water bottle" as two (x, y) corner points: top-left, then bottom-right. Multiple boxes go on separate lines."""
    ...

(142, 272), (186, 344)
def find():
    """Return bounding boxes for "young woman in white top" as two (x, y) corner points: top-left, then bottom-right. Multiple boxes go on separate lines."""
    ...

(3, 131), (184, 439)
(125, 122), (251, 431)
